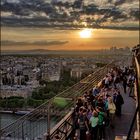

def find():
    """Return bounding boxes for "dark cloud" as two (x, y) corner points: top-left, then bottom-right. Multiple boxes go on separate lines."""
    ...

(130, 9), (140, 21)
(73, 0), (84, 9)
(114, 0), (135, 6)
(99, 25), (139, 31)
(82, 4), (98, 14)
(1, 0), (139, 30)
(1, 40), (69, 46)
(114, 0), (126, 6)
(1, 16), (139, 31)
(108, 0), (113, 3)
(1, 0), (55, 15)
(103, 8), (127, 22)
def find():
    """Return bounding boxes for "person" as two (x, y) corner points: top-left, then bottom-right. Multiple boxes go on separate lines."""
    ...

(104, 94), (111, 117)
(74, 106), (80, 135)
(127, 74), (135, 97)
(89, 111), (99, 140)
(78, 108), (89, 140)
(76, 98), (83, 110)
(87, 105), (93, 120)
(104, 75), (109, 88)
(115, 91), (124, 116)
(96, 97), (105, 109)
(92, 86), (100, 96)
(116, 75), (121, 88)
(96, 107), (106, 140)
(108, 97), (116, 128)
(122, 76), (127, 93)
(112, 88), (117, 102)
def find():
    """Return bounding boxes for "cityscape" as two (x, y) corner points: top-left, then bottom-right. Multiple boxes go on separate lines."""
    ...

(0, 47), (131, 99)
(0, 0), (140, 140)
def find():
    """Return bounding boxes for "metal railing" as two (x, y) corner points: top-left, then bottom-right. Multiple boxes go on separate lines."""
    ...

(0, 63), (114, 140)
(127, 45), (140, 140)
(44, 109), (74, 140)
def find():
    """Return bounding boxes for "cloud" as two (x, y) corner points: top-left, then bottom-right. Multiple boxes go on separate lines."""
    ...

(114, 0), (126, 6)
(130, 9), (140, 21)
(1, 0), (139, 30)
(1, 40), (69, 46)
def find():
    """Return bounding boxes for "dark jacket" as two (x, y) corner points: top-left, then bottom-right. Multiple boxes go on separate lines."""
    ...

(115, 94), (124, 106)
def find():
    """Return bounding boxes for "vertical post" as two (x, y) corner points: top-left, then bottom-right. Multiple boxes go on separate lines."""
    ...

(72, 98), (76, 138)
(22, 121), (24, 140)
(73, 97), (76, 108)
(46, 101), (51, 140)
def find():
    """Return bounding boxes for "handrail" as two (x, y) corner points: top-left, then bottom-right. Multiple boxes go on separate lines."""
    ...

(50, 109), (74, 135)
(127, 46), (140, 140)
(43, 64), (113, 140)
(0, 63), (114, 139)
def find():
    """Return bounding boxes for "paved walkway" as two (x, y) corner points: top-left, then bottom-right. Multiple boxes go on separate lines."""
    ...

(105, 86), (136, 140)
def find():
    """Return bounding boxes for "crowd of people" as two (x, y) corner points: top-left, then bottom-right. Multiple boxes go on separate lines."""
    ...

(73, 66), (135, 140)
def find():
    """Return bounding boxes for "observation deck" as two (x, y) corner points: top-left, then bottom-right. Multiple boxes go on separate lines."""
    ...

(0, 45), (140, 140)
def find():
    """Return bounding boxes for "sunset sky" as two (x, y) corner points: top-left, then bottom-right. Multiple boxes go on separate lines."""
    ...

(1, 0), (139, 51)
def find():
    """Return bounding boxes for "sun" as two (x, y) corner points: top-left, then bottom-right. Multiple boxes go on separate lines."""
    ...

(79, 29), (92, 38)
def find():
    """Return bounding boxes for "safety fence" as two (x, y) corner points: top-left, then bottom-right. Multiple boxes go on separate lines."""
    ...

(0, 63), (115, 140)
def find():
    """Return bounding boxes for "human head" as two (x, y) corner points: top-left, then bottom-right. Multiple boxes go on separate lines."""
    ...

(108, 97), (113, 103)
(93, 111), (98, 117)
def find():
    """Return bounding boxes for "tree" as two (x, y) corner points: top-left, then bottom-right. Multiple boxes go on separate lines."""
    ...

(96, 62), (107, 67)
(0, 97), (25, 109)
(0, 100), (7, 108)
(30, 69), (78, 106)
(27, 98), (43, 108)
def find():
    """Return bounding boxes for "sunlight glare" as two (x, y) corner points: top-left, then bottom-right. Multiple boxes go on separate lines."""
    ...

(79, 29), (92, 38)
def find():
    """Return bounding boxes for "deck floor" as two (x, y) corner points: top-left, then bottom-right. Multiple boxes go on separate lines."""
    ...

(105, 86), (136, 140)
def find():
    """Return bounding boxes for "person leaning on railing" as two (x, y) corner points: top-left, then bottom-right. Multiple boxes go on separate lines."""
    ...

(89, 110), (99, 140)
(78, 107), (89, 140)
(73, 66), (125, 140)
